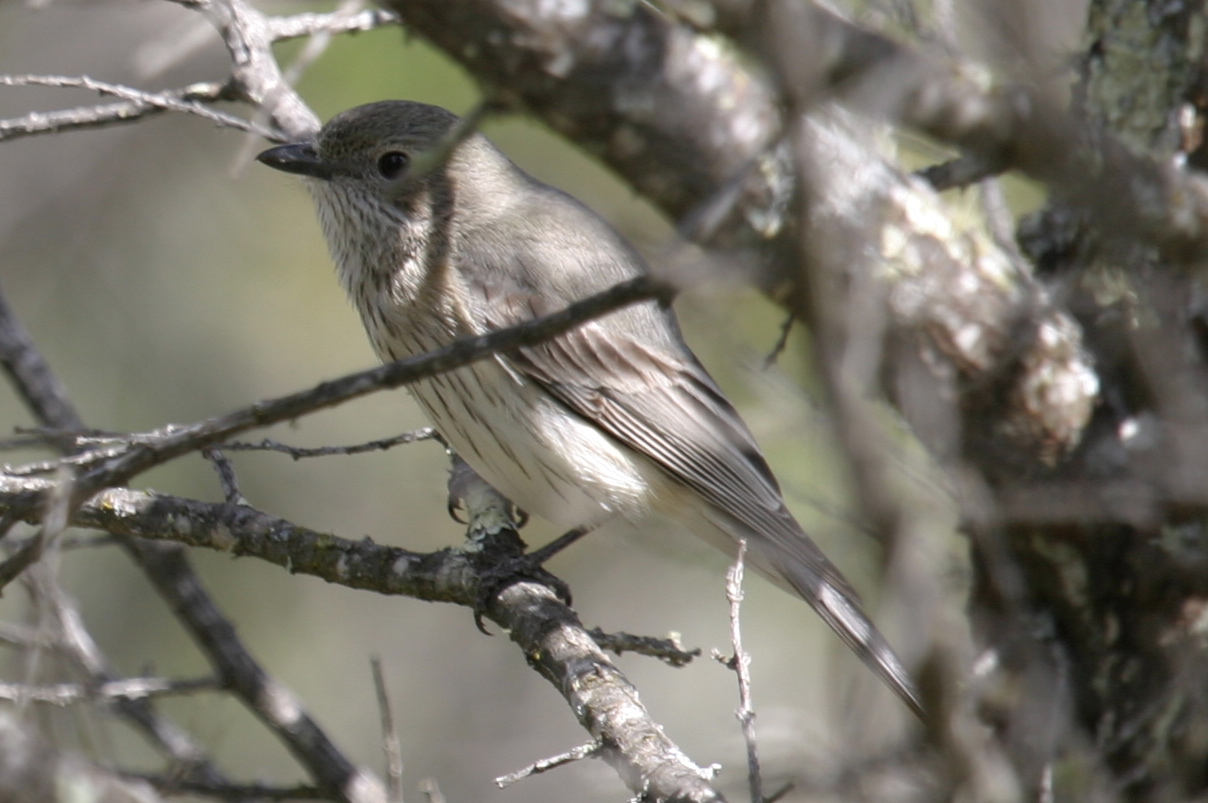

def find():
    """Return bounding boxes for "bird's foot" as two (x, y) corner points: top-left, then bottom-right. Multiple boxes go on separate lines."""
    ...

(473, 558), (573, 634)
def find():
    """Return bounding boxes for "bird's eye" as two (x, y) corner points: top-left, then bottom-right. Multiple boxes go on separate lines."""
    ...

(377, 151), (409, 180)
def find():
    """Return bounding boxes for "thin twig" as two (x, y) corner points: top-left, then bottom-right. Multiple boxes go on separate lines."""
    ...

(495, 741), (602, 788)
(222, 428), (439, 459)
(524, 524), (594, 565)
(763, 313), (794, 368)
(586, 628), (701, 667)
(713, 540), (763, 803)
(3, 532), (120, 552)
(126, 775), (326, 799)
(202, 447), (245, 505)
(406, 97), (501, 182)
(0, 82), (231, 142)
(0, 286), (83, 437)
(0, 465), (72, 590)
(0, 466), (725, 802)
(915, 154), (1006, 192)
(417, 778), (445, 803)
(372, 657), (405, 803)
(0, 675), (218, 705)
(266, 7), (400, 41)
(0, 75), (274, 139)
(279, 0), (371, 91)
(0, 433), (57, 451)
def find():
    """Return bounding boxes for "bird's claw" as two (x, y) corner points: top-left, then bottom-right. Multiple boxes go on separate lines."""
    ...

(473, 557), (573, 634)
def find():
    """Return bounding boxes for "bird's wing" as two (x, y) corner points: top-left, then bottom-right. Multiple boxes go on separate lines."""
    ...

(483, 290), (924, 720)
(485, 291), (858, 599)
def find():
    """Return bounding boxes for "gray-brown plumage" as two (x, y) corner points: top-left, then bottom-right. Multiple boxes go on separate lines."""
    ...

(257, 100), (922, 718)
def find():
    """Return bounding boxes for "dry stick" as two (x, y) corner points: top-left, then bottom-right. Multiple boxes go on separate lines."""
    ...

(0, 81), (232, 142)
(267, 7), (400, 41)
(126, 775), (326, 800)
(0, 290), (81, 437)
(716, 541), (763, 803)
(763, 314), (794, 368)
(371, 658), (405, 803)
(0, 463), (75, 590)
(222, 428), (439, 459)
(0, 676), (218, 705)
(586, 627), (701, 667)
(0, 532), (118, 553)
(278, 0), (371, 93)
(201, 447), (244, 505)
(495, 742), (602, 788)
(0, 75), (274, 138)
(417, 778), (445, 803)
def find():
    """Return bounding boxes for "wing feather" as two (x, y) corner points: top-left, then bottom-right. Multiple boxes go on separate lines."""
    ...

(486, 293), (859, 599)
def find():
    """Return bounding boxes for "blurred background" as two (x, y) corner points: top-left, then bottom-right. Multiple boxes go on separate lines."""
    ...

(0, 2), (958, 799)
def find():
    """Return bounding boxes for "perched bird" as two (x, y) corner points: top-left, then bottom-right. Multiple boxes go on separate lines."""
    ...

(257, 100), (921, 718)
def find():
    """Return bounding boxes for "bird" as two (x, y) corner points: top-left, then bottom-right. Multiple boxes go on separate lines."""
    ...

(257, 99), (922, 718)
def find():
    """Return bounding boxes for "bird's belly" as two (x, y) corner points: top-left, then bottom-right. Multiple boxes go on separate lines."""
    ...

(409, 358), (658, 528)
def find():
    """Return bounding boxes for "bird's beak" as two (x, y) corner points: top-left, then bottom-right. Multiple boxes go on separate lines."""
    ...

(256, 142), (333, 180)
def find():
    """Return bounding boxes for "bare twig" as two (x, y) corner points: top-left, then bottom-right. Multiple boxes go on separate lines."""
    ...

(0, 287), (82, 439)
(586, 628), (701, 667)
(916, 155), (1006, 191)
(407, 97), (502, 181)
(417, 778), (445, 803)
(0, 288), (229, 776)
(495, 741), (602, 788)
(0, 476), (453, 602)
(0, 433), (57, 451)
(522, 524), (594, 565)
(763, 314), (794, 368)
(0, 81), (231, 142)
(127, 775), (327, 799)
(202, 447), (245, 505)
(0, 75), (273, 138)
(0, 675), (218, 705)
(713, 541), (762, 803)
(266, 7), (401, 41)
(0, 532), (117, 555)
(222, 428), (439, 459)
(372, 658), (405, 803)
(278, 0), (378, 96)
(0, 527), (44, 586)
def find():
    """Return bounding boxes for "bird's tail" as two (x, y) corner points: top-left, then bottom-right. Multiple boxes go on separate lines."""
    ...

(691, 492), (925, 719)
(784, 570), (925, 720)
